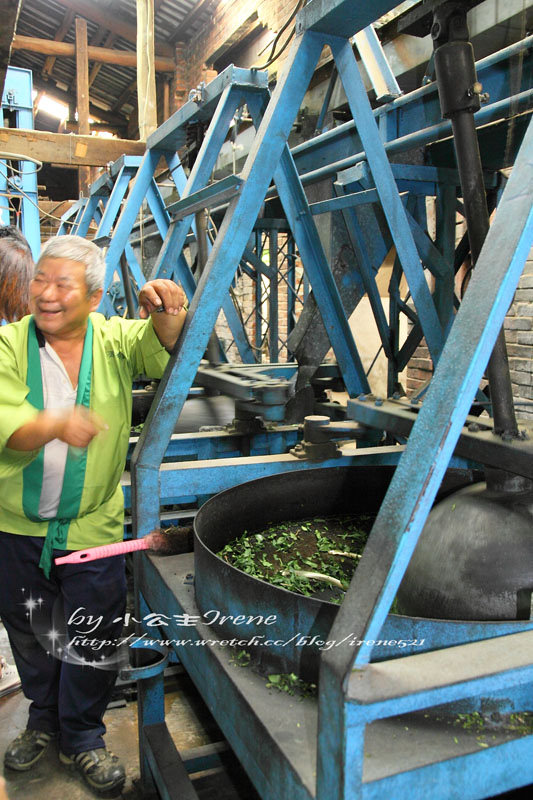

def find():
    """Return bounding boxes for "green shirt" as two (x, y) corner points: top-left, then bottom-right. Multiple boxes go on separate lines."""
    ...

(0, 312), (169, 549)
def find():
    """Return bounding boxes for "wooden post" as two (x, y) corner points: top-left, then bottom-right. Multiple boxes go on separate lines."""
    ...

(163, 78), (170, 122)
(75, 17), (91, 197)
(137, 0), (158, 140)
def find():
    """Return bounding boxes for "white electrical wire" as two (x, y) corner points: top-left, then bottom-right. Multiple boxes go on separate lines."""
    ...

(0, 152), (43, 173)
(0, 166), (66, 222)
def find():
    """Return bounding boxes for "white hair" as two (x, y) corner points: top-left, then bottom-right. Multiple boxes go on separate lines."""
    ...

(37, 236), (106, 295)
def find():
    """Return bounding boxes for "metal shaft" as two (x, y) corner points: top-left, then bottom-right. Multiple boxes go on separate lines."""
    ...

(450, 110), (518, 436)
(432, 4), (518, 439)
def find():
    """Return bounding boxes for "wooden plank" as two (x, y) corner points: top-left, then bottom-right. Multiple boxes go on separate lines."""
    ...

(75, 18), (90, 196)
(0, 0), (22, 100)
(0, 128), (146, 165)
(12, 35), (175, 72)
(75, 20), (90, 136)
(137, 0), (158, 139)
(50, 0), (174, 58)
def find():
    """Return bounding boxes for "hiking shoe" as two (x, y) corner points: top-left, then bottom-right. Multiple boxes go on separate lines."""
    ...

(60, 748), (125, 793)
(4, 729), (57, 771)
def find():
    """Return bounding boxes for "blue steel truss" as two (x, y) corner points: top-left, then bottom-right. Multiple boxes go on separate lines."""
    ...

(97, 66), (270, 361)
(57, 156), (170, 317)
(129, 0), (533, 798)
(0, 67), (40, 258)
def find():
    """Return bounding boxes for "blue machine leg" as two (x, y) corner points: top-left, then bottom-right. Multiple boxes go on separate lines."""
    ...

(317, 113), (533, 800)
(327, 35), (445, 363)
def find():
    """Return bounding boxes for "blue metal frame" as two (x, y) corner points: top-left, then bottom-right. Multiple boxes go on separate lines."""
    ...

(0, 67), (41, 258)
(123, 2), (533, 797)
(56, 155), (170, 317)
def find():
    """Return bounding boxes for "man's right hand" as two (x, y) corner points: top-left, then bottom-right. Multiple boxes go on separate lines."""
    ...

(54, 407), (108, 448)
(7, 407), (108, 452)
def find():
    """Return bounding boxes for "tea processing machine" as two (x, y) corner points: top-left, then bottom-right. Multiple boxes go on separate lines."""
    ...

(68, 0), (533, 797)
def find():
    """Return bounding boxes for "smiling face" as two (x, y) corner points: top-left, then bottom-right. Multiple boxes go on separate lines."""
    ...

(30, 257), (103, 339)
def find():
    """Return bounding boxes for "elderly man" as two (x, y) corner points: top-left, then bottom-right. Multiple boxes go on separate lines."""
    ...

(0, 235), (186, 793)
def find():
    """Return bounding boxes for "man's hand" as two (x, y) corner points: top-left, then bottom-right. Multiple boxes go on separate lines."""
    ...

(138, 279), (186, 318)
(54, 407), (108, 448)
(7, 407), (108, 451)
(138, 279), (187, 351)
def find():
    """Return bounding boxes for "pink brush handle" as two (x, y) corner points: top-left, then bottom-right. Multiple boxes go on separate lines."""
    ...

(54, 538), (149, 565)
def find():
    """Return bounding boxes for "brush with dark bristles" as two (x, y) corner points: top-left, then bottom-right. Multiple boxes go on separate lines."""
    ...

(54, 528), (192, 566)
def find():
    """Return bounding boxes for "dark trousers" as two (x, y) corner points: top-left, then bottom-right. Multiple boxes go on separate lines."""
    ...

(0, 531), (126, 755)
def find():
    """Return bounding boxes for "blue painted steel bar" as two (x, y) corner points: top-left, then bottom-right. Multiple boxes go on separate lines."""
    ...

(334, 189), (393, 360)
(100, 149), (165, 315)
(361, 738), (533, 800)
(292, 34), (533, 179)
(148, 85), (246, 269)
(310, 188), (379, 215)
(274, 153), (373, 394)
(146, 65), (269, 152)
(316, 113), (533, 800)
(328, 34), (445, 363)
(0, 68), (41, 258)
(242, 246), (276, 280)
(314, 64), (337, 135)
(156, 446), (402, 500)
(131, 30), (330, 536)
(93, 166), (134, 241)
(245, 92), (371, 394)
(76, 194), (105, 238)
(297, 0), (398, 36)
(352, 24), (401, 103)
(346, 630), (533, 721)
(58, 199), (87, 236)
(345, 114), (533, 666)
(149, 82), (262, 362)
(125, 241), (146, 292)
(297, 89), (533, 189)
(145, 179), (171, 238)
(165, 174), (243, 220)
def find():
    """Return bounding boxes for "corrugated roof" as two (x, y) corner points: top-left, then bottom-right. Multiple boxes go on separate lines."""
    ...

(9, 0), (214, 126)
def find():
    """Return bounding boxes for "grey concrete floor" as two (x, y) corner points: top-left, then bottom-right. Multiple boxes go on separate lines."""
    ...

(0, 669), (260, 800)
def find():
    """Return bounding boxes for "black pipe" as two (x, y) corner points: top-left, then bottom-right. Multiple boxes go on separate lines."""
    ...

(119, 252), (137, 319)
(433, 6), (518, 441)
(449, 111), (518, 437)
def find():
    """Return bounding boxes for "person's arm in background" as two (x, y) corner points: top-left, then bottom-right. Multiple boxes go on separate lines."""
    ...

(138, 279), (187, 351)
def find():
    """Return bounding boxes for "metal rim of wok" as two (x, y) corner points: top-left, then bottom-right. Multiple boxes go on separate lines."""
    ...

(193, 464), (515, 682)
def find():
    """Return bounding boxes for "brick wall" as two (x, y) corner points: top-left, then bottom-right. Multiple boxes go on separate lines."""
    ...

(504, 252), (533, 421)
(175, 0), (305, 96)
(407, 220), (533, 421)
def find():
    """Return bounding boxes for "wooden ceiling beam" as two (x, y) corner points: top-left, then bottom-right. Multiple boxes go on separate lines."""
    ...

(12, 35), (175, 72)
(0, 127), (146, 166)
(112, 78), (137, 114)
(168, 0), (216, 44)
(0, 0), (22, 99)
(89, 32), (116, 87)
(51, 0), (174, 58)
(42, 8), (75, 78)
